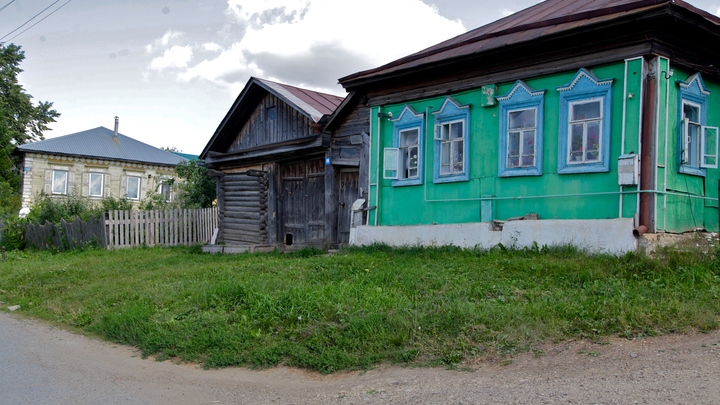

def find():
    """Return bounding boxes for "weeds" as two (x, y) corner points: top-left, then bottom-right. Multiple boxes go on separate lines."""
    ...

(0, 243), (718, 373)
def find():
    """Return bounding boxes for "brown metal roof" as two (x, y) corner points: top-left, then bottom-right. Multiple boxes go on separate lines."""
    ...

(256, 78), (344, 120)
(339, 0), (720, 86)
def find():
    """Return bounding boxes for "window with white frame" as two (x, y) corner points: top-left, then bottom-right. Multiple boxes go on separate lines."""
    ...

(383, 105), (424, 186)
(432, 96), (470, 183)
(568, 98), (603, 164)
(507, 108), (537, 168)
(556, 68), (613, 174)
(677, 73), (717, 175)
(497, 80), (545, 177)
(89, 173), (104, 197)
(126, 176), (141, 200)
(52, 170), (68, 195)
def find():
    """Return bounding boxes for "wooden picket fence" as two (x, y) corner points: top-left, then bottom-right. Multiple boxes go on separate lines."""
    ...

(106, 207), (218, 249)
(24, 215), (106, 251)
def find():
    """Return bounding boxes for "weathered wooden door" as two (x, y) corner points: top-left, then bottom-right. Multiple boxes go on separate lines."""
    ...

(280, 159), (325, 245)
(338, 169), (359, 244)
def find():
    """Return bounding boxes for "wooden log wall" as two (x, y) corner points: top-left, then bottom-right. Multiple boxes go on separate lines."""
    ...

(228, 93), (315, 153)
(218, 170), (269, 245)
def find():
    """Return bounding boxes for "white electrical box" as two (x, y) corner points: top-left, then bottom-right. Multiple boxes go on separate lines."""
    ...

(618, 153), (639, 186)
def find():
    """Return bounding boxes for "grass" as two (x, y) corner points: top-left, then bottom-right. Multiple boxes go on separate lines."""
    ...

(0, 243), (719, 373)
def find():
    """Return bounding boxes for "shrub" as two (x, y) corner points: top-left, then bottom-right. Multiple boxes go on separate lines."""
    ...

(0, 215), (26, 250)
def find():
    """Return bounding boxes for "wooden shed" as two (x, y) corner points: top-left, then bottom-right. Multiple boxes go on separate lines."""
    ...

(200, 77), (369, 249)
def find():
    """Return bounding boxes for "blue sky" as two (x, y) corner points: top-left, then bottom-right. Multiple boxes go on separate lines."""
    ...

(3, 0), (720, 154)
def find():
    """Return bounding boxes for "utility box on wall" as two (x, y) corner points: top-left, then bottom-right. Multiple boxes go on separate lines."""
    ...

(618, 154), (639, 186)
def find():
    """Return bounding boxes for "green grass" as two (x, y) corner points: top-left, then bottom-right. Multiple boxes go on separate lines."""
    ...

(0, 243), (718, 373)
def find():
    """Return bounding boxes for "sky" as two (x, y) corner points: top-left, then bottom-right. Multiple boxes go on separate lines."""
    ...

(3, 0), (720, 155)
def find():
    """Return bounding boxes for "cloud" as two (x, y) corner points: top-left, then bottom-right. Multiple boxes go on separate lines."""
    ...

(146, 0), (465, 94)
(202, 42), (222, 52)
(145, 29), (184, 53)
(225, 0), (310, 26)
(150, 46), (193, 72)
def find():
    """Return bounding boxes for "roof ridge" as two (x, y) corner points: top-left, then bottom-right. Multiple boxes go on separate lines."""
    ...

(257, 77), (343, 100)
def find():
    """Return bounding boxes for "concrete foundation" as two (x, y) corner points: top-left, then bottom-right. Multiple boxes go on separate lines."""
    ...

(350, 218), (637, 254)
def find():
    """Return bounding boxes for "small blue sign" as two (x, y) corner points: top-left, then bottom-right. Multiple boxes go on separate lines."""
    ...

(325, 157), (331, 165)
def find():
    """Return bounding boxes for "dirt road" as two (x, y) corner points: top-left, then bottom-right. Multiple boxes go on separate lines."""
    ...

(1, 311), (719, 404)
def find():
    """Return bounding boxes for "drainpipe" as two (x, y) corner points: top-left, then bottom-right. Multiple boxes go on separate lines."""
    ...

(113, 116), (119, 139)
(634, 64), (655, 238)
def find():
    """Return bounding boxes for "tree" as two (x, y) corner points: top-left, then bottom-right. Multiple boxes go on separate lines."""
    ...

(175, 159), (216, 209)
(0, 44), (59, 197)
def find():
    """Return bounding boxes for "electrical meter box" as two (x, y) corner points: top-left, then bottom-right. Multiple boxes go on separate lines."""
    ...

(618, 153), (639, 186)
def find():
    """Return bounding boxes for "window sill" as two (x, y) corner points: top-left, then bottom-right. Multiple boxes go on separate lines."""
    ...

(434, 173), (470, 184)
(558, 162), (610, 174)
(678, 165), (706, 177)
(499, 167), (542, 177)
(391, 178), (423, 187)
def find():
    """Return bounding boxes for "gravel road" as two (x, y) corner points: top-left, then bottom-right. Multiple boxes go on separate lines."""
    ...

(1, 311), (719, 404)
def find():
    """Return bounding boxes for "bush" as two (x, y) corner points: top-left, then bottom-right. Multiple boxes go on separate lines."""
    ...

(26, 192), (95, 224)
(0, 215), (27, 250)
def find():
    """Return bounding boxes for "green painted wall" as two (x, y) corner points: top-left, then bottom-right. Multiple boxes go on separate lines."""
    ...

(367, 58), (719, 232)
(661, 66), (720, 232)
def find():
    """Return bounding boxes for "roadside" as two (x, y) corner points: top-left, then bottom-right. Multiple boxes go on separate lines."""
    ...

(1, 311), (719, 405)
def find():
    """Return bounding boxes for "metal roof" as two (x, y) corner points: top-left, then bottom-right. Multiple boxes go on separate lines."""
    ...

(256, 78), (344, 123)
(339, 0), (720, 86)
(16, 126), (188, 166)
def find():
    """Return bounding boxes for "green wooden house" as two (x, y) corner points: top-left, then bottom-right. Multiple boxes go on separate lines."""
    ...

(332, 0), (719, 253)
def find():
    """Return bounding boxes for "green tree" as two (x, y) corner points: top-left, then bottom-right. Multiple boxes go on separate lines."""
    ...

(175, 159), (216, 209)
(0, 43), (59, 209)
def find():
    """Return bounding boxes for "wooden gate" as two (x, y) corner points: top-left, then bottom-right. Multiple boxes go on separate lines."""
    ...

(280, 158), (325, 245)
(338, 169), (359, 244)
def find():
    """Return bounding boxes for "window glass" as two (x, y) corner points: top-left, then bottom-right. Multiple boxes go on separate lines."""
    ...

(682, 101), (701, 166)
(506, 108), (536, 169)
(509, 109), (535, 129)
(399, 129), (419, 179)
(571, 101), (600, 121)
(89, 173), (103, 197)
(127, 177), (140, 200)
(568, 99), (603, 164)
(52, 170), (68, 194)
(438, 120), (465, 176)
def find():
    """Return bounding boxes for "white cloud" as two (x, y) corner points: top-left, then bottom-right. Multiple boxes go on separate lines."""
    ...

(150, 46), (194, 72)
(202, 42), (222, 52)
(145, 29), (184, 53)
(226, 0), (310, 25)
(146, 0), (465, 94)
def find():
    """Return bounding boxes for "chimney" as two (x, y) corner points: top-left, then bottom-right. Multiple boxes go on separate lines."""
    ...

(113, 116), (119, 139)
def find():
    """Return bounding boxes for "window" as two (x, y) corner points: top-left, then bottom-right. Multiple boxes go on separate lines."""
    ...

(568, 98), (602, 164)
(677, 73), (717, 174)
(51, 170), (68, 194)
(126, 176), (141, 200)
(89, 173), (103, 197)
(383, 105), (424, 186)
(556, 69), (613, 174)
(507, 108), (537, 168)
(432, 96), (470, 183)
(497, 81), (545, 177)
(159, 181), (172, 201)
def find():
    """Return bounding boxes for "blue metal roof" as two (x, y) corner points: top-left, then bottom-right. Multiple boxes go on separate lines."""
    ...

(16, 127), (187, 166)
